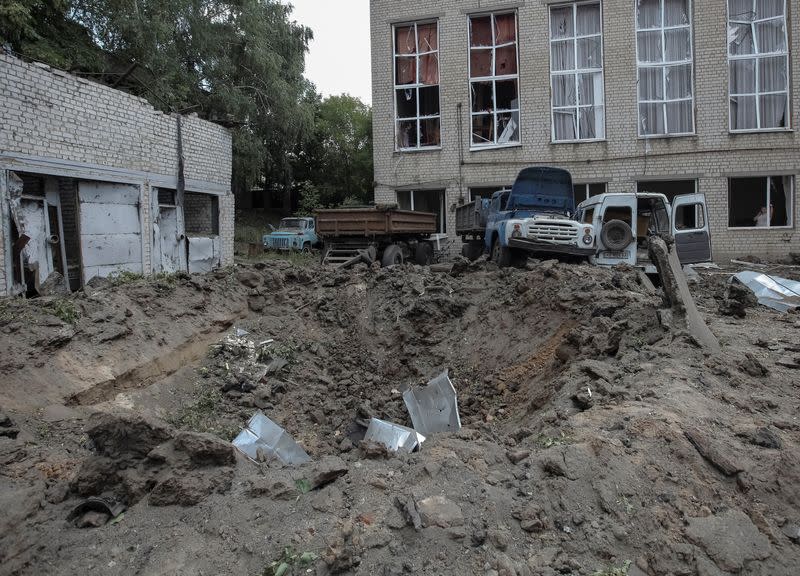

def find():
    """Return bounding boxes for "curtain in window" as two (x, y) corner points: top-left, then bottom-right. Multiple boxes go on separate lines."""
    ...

(417, 24), (438, 53)
(551, 40), (575, 71)
(576, 3), (601, 34)
(494, 14), (516, 44)
(419, 54), (439, 85)
(637, 0), (661, 28)
(664, 0), (689, 25)
(554, 109), (577, 140)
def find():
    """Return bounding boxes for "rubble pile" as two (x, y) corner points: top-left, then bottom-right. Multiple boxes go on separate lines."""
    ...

(0, 259), (799, 576)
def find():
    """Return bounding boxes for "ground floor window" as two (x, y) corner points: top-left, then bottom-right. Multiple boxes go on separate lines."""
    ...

(728, 176), (793, 228)
(573, 182), (606, 205)
(469, 186), (511, 202)
(637, 179), (701, 228)
(397, 189), (446, 233)
(184, 192), (220, 235)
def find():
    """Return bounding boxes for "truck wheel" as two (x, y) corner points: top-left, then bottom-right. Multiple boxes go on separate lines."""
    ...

(461, 241), (483, 262)
(491, 239), (512, 268)
(414, 242), (434, 265)
(511, 249), (528, 268)
(302, 242), (312, 253)
(381, 244), (404, 267)
(600, 220), (634, 251)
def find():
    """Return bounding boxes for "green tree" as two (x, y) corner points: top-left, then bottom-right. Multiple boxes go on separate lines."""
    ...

(293, 94), (373, 209)
(1, 0), (316, 197)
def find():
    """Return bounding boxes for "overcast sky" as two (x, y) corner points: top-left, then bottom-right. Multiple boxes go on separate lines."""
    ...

(286, 0), (372, 104)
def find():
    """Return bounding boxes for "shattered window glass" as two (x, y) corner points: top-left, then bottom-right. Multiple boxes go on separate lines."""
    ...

(394, 21), (441, 150)
(469, 11), (520, 147)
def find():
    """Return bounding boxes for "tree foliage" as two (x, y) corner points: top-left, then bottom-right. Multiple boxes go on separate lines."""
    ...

(1, 0), (318, 196)
(293, 94), (373, 211)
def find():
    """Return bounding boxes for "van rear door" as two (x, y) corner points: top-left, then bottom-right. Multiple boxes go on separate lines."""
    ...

(671, 194), (712, 264)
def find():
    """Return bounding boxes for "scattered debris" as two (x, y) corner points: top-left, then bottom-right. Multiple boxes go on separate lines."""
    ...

(403, 370), (461, 436)
(363, 418), (425, 453)
(232, 412), (311, 465)
(733, 271), (800, 312)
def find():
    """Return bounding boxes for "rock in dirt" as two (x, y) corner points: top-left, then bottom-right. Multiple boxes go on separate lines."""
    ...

(149, 468), (234, 507)
(684, 427), (744, 476)
(86, 412), (172, 460)
(572, 388), (594, 410)
(308, 456), (348, 490)
(686, 510), (771, 572)
(174, 431), (236, 467)
(719, 279), (758, 318)
(781, 523), (800, 543)
(506, 449), (530, 465)
(237, 270), (263, 288)
(0, 410), (19, 439)
(738, 353), (770, 377)
(744, 427), (783, 450)
(416, 496), (464, 529)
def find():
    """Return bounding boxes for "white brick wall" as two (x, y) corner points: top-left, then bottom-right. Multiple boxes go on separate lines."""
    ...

(371, 0), (800, 261)
(0, 54), (235, 295)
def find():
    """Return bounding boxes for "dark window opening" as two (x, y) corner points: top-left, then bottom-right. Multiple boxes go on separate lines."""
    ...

(636, 179), (696, 201)
(184, 193), (220, 235)
(573, 182), (606, 205)
(397, 189), (446, 233)
(728, 176), (792, 228)
(158, 188), (177, 206)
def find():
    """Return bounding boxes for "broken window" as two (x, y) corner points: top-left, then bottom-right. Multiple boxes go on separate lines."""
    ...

(637, 179), (696, 200)
(397, 190), (446, 233)
(728, 0), (790, 131)
(470, 12), (520, 147)
(550, 2), (605, 141)
(728, 176), (793, 228)
(394, 21), (441, 150)
(573, 182), (606, 204)
(636, 0), (695, 136)
(184, 192), (220, 235)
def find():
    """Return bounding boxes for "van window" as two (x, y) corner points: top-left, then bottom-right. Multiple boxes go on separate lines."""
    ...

(581, 207), (595, 224)
(603, 206), (632, 226)
(675, 203), (705, 230)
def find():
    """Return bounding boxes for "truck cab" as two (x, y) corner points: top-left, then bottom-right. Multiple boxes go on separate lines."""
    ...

(575, 192), (712, 272)
(263, 217), (319, 252)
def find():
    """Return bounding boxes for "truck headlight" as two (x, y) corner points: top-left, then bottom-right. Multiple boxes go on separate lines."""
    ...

(582, 235), (593, 246)
(511, 224), (522, 238)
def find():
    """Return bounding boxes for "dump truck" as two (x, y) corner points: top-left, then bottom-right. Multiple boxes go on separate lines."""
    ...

(315, 205), (446, 267)
(456, 167), (595, 267)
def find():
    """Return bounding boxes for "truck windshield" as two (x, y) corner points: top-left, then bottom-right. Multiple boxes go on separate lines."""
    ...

(507, 167), (574, 213)
(279, 219), (306, 230)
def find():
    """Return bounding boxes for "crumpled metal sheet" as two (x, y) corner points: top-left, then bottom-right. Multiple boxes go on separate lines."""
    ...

(363, 418), (426, 453)
(734, 271), (800, 313)
(403, 370), (461, 436)
(233, 412), (311, 465)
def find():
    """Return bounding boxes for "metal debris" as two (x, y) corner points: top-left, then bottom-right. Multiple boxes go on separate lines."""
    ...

(233, 412), (311, 465)
(363, 418), (426, 453)
(733, 271), (800, 313)
(403, 370), (461, 436)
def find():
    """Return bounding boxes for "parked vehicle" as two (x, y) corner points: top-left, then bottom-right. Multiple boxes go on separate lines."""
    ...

(263, 217), (319, 252)
(316, 206), (446, 267)
(575, 192), (712, 272)
(456, 167), (595, 266)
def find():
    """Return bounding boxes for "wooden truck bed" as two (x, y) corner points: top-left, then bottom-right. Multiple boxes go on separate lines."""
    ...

(316, 207), (437, 237)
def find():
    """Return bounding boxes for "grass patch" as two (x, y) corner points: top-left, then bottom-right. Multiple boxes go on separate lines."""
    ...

(239, 250), (318, 267)
(264, 547), (318, 576)
(46, 298), (80, 324)
(108, 271), (145, 286)
(536, 432), (575, 449)
(593, 561), (631, 576)
(169, 382), (241, 441)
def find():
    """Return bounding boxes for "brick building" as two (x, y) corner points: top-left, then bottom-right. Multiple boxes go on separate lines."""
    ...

(0, 53), (235, 297)
(370, 0), (799, 260)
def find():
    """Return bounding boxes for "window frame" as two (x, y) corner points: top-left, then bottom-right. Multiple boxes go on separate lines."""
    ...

(549, 1), (607, 143)
(573, 181), (608, 204)
(726, 0), (792, 133)
(634, 0), (696, 138)
(393, 20), (442, 152)
(727, 175), (795, 230)
(467, 10), (522, 150)
(397, 189), (447, 233)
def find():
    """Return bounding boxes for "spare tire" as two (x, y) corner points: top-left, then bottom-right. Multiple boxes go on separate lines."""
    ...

(600, 219), (634, 251)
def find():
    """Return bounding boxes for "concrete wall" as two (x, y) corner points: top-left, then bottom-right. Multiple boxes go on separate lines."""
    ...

(371, 0), (800, 261)
(0, 53), (235, 295)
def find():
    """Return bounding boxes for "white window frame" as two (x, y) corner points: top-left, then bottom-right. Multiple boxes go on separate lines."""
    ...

(393, 20), (442, 152)
(549, 1), (606, 143)
(468, 11), (522, 149)
(635, 0), (696, 138)
(728, 175), (794, 229)
(397, 189), (447, 232)
(573, 182), (607, 204)
(727, 0), (791, 133)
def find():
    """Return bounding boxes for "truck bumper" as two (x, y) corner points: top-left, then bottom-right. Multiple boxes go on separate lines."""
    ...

(508, 238), (596, 256)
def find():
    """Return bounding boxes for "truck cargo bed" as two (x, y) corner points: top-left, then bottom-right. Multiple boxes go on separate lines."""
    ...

(316, 207), (437, 237)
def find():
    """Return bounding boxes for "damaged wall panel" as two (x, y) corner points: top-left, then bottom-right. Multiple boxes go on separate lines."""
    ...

(187, 236), (221, 274)
(78, 181), (143, 283)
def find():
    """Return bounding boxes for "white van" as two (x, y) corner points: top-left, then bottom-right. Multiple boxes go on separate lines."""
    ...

(574, 192), (712, 272)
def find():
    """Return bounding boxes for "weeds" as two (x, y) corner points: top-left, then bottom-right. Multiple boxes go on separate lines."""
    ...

(46, 298), (79, 324)
(108, 271), (144, 285)
(592, 560), (631, 576)
(536, 432), (575, 449)
(264, 547), (318, 576)
(169, 383), (240, 441)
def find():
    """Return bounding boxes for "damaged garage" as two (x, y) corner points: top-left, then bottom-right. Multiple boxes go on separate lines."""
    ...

(0, 53), (234, 297)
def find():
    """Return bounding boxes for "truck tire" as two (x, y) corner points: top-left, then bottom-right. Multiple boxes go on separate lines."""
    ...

(600, 220), (634, 251)
(381, 244), (404, 267)
(491, 239), (512, 268)
(414, 242), (434, 265)
(461, 241), (483, 262)
(511, 249), (528, 268)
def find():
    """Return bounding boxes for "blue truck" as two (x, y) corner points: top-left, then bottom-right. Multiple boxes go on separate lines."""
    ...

(263, 217), (319, 252)
(455, 167), (596, 267)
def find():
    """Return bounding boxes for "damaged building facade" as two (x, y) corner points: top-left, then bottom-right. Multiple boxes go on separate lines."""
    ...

(371, 0), (800, 260)
(0, 53), (234, 297)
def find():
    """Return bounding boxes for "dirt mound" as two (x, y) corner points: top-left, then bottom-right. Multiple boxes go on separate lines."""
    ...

(1, 259), (799, 575)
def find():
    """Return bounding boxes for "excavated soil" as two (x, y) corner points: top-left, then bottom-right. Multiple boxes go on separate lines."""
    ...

(1, 258), (799, 576)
